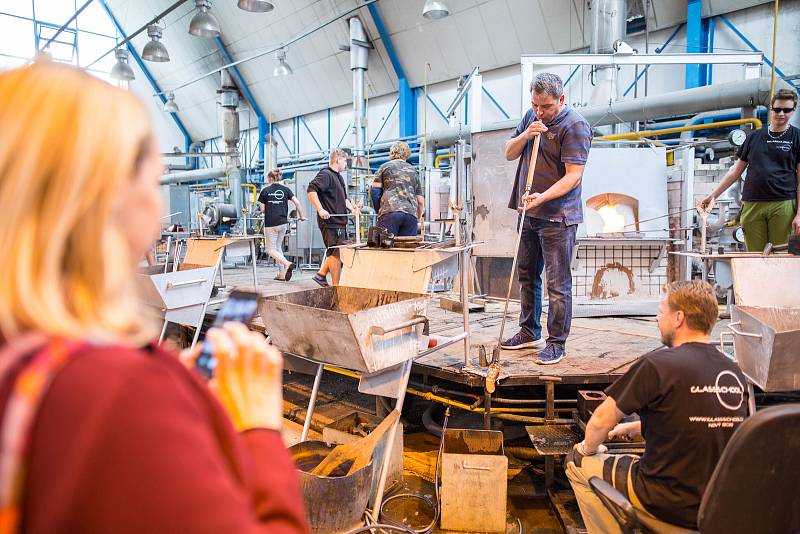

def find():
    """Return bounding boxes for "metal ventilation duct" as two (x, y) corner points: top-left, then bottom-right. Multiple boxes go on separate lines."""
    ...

(578, 76), (793, 127)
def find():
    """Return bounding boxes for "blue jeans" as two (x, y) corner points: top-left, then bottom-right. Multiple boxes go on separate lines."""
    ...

(518, 217), (576, 346)
(378, 211), (418, 236)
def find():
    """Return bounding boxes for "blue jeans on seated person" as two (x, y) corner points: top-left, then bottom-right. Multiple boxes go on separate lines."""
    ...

(518, 216), (576, 346)
(378, 211), (418, 237)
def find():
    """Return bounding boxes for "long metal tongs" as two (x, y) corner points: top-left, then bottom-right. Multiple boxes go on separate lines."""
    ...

(487, 133), (541, 393)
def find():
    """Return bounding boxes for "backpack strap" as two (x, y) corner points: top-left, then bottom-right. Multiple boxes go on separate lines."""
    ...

(0, 334), (84, 534)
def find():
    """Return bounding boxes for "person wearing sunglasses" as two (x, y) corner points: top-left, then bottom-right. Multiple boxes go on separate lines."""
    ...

(701, 88), (800, 251)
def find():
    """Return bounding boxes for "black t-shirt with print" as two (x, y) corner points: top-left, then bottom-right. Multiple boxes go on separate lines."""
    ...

(605, 343), (748, 529)
(257, 183), (294, 227)
(737, 125), (800, 201)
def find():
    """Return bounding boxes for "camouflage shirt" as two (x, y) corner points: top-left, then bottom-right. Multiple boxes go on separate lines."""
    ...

(376, 159), (423, 218)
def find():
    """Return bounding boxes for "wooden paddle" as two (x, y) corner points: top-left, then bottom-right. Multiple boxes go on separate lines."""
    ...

(310, 410), (400, 477)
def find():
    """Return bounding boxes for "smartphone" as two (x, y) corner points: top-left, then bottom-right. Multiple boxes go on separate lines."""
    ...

(195, 289), (259, 380)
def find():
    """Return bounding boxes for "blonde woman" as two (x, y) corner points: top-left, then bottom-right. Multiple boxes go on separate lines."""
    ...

(0, 62), (308, 533)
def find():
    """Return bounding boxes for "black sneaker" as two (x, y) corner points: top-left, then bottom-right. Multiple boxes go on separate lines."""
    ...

(284, 263), (295, 281)
(535, 344), (565, 365)
(500, 330), (546, 350)
(312, 273), (329, 287)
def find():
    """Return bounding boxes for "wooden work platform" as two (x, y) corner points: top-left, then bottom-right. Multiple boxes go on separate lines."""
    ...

(415, 299), (664, 387)
(213, 263), (705, 390)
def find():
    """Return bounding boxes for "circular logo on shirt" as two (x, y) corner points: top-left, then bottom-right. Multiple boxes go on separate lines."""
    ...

(271, 189), (285, 201)
(714, 370), (745, 411)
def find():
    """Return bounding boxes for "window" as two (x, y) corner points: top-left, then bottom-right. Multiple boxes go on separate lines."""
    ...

(0, 1), (119, 75)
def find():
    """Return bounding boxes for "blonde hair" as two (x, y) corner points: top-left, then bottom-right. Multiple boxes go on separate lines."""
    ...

(663, 280), (718, 334)
(267, 169), (281, 182)
(329, 148), (347, 165)
(0, 61), (156, 344)
(389, 141), (410, 161)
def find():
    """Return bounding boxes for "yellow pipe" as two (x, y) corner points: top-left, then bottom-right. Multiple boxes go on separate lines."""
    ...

(434, 153), (455, 168)
(321, 365), (551, 414)
(241, 183), (258, 205)
(769, 0), (779, 111)
(597, 118), (762, 141)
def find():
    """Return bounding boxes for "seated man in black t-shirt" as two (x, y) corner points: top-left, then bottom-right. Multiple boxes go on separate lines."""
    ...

(565, 280), (748, 534)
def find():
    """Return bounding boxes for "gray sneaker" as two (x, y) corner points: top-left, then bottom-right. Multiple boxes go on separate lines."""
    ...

(535, 344), (565, 365)
(500, 330), (546, 350)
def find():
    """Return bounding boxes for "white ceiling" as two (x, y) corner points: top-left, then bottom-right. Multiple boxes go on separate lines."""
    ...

(106, 0), (773, 142)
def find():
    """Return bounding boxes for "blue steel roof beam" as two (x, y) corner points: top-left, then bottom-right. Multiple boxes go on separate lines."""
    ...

(367, 3), (415, 138)
(96, 0), (192, 148)
(214, 36), (268, 162)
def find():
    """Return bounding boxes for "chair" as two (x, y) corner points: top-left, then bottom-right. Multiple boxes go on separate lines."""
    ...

(589, 403), (800, 534)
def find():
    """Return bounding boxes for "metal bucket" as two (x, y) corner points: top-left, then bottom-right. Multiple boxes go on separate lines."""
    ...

(290, 440), (373, 534)
(259, 286), (428, 373)
(729, 306), (800, 392)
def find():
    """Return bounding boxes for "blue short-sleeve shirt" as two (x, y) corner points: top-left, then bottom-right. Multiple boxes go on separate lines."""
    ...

(507, 105), (592, 225)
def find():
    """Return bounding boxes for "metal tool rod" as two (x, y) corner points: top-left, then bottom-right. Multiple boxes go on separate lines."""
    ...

(249, 239), (258, 289)
(300, 363), (324, 442)
(415, 332), (468, 358)
(461, 248), (471, 366)
(496, 134), (541, 354)
(371, 359), (412, 514)
(163, 236), (172, 274)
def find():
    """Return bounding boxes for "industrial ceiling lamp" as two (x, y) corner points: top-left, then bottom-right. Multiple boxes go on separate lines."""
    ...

(273, 48), (292, 76)
(110, 48), (135, 81)
(142, 24), (170, 62)
(164, 93), (179, 113)
(237, 0), (274, 13)
(422, 0), (450, 20)
(189, 0), (220, 38)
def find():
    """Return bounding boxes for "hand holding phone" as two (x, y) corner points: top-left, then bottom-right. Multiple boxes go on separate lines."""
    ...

(195, 290), (259, 380)
(205, 323), (284, 432)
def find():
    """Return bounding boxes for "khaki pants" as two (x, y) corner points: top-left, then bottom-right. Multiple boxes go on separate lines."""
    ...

(565, 452), (697, 534)
(263, 224), (291, 274)
(740, 199), (797, 252)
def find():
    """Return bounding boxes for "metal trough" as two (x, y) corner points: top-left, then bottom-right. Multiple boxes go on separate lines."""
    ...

(728, 258), (800, 392)
(138, 264), (218, 345)
(259, 286), (428, 373)
(729, 306), (800, 391)
(339, 244), (464, 294)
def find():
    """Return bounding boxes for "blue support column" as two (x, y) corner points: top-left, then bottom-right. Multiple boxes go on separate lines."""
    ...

(97, 0), (192, 160)
(685, 0), (709, 88)
(398, 78), (416, 138)
(367, 3), (416, 138)
(214, 36), (269, 164)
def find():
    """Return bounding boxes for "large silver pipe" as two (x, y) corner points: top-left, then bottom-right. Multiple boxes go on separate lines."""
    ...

(160, 167), (226, 185)
(578, 76), (792, 127)
(350, 17), (368, 161)
(590, 0), (627, 54)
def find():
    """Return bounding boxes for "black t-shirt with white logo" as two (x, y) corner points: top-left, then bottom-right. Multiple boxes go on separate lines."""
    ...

(737, 125), (800, 201)
(258, 183), (294, 227)
(605, 342), (748, 528)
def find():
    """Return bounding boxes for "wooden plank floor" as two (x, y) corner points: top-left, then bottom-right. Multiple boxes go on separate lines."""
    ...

(219, 262), (730, 389)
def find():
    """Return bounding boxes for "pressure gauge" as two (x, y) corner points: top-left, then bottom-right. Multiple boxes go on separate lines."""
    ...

(728, 129), (747, 147)
(733, 226), (745, 244)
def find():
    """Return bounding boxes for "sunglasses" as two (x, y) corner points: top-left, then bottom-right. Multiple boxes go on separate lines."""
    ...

(772, 106), (796, 114)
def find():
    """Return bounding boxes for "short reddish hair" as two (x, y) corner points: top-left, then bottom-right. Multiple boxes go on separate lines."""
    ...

(663, 280), (718, 333)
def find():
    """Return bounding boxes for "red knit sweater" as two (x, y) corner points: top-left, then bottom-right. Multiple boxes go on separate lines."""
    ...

(0, 342), (309, 534)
